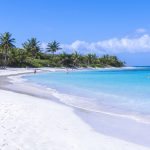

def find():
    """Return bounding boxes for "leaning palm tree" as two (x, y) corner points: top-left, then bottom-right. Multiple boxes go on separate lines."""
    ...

(0, 32), (15, 68)
(22, 38), (40, 58)
(46, 41), (62, 56)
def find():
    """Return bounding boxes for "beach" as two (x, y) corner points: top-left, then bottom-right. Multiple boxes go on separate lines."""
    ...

(0, 68), (150, 150)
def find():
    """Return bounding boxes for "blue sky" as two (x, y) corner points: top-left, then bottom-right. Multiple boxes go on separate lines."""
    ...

(0, 0), (150, 66)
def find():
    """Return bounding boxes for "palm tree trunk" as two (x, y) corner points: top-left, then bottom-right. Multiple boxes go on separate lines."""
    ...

(3, 53), (7, 69)
(3, 49), (8, 69)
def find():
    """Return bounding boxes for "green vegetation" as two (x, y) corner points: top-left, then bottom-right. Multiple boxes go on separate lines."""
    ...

(47, 40), (62, 55)
(0, 32), (125, 68)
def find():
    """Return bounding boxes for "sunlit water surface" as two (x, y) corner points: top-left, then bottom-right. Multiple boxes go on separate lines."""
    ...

(24, 67), (150, 123)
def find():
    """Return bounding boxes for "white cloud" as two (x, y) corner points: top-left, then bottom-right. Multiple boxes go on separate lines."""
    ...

(41, 42), (47, 49)
(61, 34), (150, 54)
(135, 28), (147, 33)
(41, 29), (150, 54)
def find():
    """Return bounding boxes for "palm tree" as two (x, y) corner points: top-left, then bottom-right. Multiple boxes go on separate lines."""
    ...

(47, 41), (62, 56)
(0, 32), (15, 68)
(71, 51), (80, 67)
(86, 53), (96, 65)
(59, 52), (73, 67)
(22, 38), (40, 58)
(0, 47), (3, 67)
(9, 48), (27, 67)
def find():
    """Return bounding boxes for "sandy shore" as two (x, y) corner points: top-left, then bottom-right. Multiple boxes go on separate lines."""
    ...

(0, 68), (150, 150)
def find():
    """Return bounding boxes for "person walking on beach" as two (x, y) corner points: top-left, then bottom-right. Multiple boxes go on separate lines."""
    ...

(34, 69), (37, 74)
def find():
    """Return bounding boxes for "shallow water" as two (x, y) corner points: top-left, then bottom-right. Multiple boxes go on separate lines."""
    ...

(24, 67), (150, 123)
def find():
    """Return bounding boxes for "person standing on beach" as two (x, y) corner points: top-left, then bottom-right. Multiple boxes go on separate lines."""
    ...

(34, 69), (37, 74)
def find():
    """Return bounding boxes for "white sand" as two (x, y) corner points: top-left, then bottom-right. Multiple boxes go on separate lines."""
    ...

(0, 68), (149, 150)
(1, 90), (149, 150)
(0, 67), (67, 77)
(0, 68), (34, 76)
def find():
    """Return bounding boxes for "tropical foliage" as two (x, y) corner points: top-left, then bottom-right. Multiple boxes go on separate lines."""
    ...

(0, 32), (15, 68)
(0, 32), (125, 68)
(22, 38), (41, 58)
(47, 40), (62, 55)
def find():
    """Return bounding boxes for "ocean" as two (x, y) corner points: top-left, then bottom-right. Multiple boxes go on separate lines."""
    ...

(24, 67), (150, 123)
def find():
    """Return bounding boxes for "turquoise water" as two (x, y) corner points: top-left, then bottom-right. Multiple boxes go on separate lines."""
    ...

(24, 67), (150, 122)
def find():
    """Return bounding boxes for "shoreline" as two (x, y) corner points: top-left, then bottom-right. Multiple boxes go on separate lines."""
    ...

(0, 68), (150, 149)
(3, 69), (150, 125)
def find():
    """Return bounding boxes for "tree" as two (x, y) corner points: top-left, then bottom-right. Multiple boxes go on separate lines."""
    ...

(59, 52), (73, 67)
(22, 38), (40, 58)
(0, 47), (3, 67)
(0, 31), (125, 68)
(86, 53), (97, 65)
(46, 41), (62, 55)
(9, 48), (27, 67)
(71, 51), (80, 67)
(0, 32), (15, 68)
